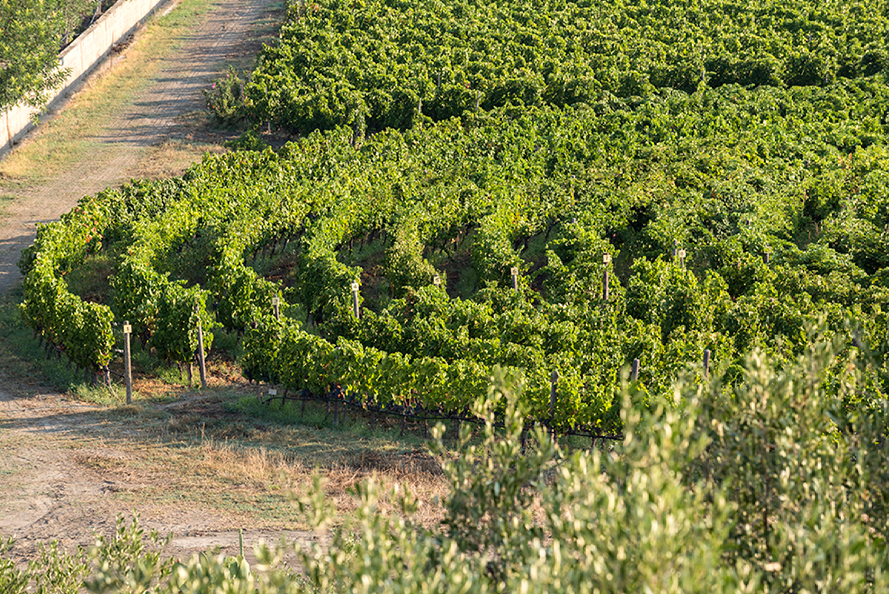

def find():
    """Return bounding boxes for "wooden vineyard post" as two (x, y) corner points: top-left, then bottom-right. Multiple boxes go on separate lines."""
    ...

(678, 249), (686, 268)
(331, 386), (341, 426)
(673, 239), (678, 258)
(602, 253), (612, 301)
(550, 370), (559, 418)
(631, 358), (639, 382)
(433, 273), (441, 289)
(511, 266), (519, 292)
(123, 321), (133, 404)
(550, 370), (559, 444)
(703, 349), (711, 380)
(763, 252), (771, 265)
(351, 281), (361, 319)
(273, 295), (280, 320)
(195, 305), (208, 389)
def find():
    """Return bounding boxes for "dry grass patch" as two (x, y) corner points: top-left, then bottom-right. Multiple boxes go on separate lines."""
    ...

(74, 452), (130, 471)
(46, 387), (454, 530)
(189, 431), (450, 529)
(129, 138), (227, 181)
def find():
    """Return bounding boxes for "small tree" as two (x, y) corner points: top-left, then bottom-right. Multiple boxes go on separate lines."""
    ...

(0, 0), (68, 111)
(688, 328), (889, 592)
(0, 0), (107, 111)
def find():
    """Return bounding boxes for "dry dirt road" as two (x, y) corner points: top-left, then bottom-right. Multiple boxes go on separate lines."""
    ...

(0, 387), (318, 564)
(0, 0), (319, 565)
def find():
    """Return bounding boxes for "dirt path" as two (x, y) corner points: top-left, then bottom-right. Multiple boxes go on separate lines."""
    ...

(0, 385), (318, 564)
(0, 0), (321, 565)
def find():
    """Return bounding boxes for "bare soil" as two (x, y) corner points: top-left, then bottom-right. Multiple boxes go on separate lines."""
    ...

(0, 383), (324, 565)
(0, 0), (336, 565)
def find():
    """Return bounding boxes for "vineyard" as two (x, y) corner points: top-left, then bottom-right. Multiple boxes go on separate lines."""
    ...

(17, 0), (889, 433)
(7, 0), (889, 590)
(245, 0), (889, 133)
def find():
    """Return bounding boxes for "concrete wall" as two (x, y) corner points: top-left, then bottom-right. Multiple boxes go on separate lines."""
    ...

(1, 0), (168, 156)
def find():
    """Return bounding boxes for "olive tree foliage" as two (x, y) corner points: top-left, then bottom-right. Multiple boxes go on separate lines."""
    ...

(292, 334), (888, 594)
(297, 368), (748, 594)
(0, 0), (107, 111)
(687, 329), (889, 592)
(1, 334), (887, 593)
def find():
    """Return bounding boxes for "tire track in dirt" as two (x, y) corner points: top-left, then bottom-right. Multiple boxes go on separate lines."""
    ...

(0, 389), (136, 557)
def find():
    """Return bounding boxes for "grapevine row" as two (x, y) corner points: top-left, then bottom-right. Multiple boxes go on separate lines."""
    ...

(19, 85), (889, 424)
(246, 0), (889, 134)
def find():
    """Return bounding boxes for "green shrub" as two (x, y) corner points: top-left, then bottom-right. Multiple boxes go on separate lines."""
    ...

(204, 66), (249, 127)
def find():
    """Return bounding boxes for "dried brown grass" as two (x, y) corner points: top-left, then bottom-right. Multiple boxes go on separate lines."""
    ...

(128, 139), (226, 181)
(195, 436), (450, 528)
